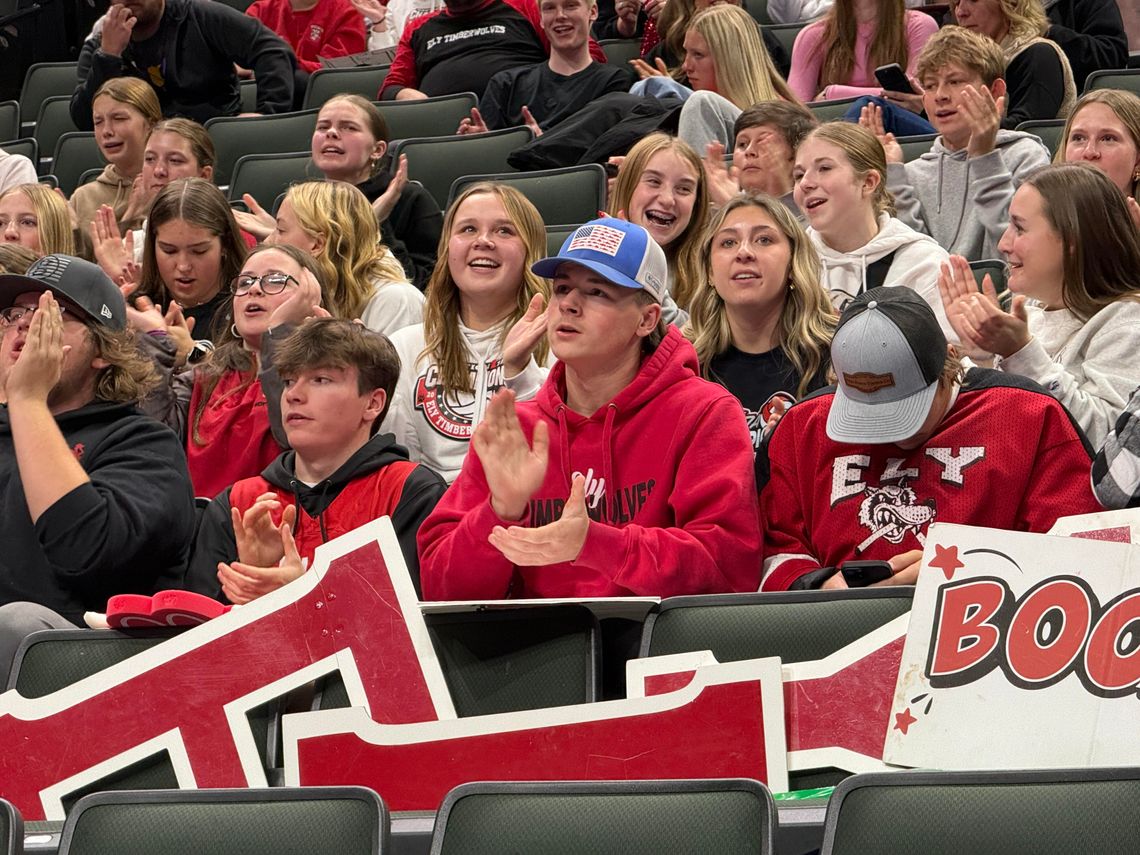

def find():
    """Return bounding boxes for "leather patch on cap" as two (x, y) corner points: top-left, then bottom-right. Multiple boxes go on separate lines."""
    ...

(843, 371), (895, 393)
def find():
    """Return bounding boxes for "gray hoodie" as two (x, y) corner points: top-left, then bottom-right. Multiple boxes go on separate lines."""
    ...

(886, 130), (1050, 262)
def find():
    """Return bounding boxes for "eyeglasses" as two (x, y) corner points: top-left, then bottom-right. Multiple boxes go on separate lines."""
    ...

(0, 304), (71, 326)
(230, 273), (298, 296)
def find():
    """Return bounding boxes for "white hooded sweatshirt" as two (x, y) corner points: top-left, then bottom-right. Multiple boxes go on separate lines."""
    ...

(381, 319), (548, 483)
(808, 212), (954, 341)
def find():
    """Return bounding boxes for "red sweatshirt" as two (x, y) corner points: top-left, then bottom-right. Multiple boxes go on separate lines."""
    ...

(382, 0), (607, 97)
(418, 327), (762, 600)
(186, 370), (282, 500)
(759, 369), (1102, 591)
(247, 0), (367, 74)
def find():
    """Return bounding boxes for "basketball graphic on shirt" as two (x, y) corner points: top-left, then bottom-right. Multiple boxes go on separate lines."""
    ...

(413, 359), (506, 440)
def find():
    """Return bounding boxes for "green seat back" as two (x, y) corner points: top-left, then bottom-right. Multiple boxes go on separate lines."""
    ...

(59, 787), (386, 855)
(53, 132), (103, 197)
(34, 95), (79, 172)
(304, 66), (390, 111)
(228, 151), (315, 205)
(762, 22), (808, 63)
(20, 62), (78, 132)
(807, 97), (861, 123)
(598, 38), (642, 66)
(0, 101), (18, 144)
(1084, 68), (1140, 95)
(205, 109), (320, 186)
(448, 164), (606, 231)
(0, 137), (37, 164)
(390, 126), (533, 209)
(641, 589), (912, 664)
(823, 769), (1140, 855)
(373, 92), (478, 141)
(432, 779), (775, 855)
(897, 133), (938, 162)
(547, 223), (578, 256)
(1015, 119), (1065, 157)
(425, 605), (600, 716)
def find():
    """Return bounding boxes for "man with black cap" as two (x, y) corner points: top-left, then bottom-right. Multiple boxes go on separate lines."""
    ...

(0, 254), (195, 681)
(759, 286), (1101, 592)
(419, 217), (761, 600)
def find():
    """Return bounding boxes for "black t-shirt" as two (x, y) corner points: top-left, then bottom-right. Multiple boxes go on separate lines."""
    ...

(479, 61), (634, 131)
(408, 1), (549, 97)
(709, 344), (829, 455)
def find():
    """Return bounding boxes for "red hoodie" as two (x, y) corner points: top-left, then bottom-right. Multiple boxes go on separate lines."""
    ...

(418, 327), (762, 600)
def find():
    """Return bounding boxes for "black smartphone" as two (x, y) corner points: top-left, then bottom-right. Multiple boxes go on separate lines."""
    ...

(840, 560), (894, 588)
(874, 63), (916, 95)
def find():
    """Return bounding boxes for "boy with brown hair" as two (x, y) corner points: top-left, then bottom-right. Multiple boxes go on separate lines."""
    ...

(862, 26), (1050, 262)
(188, 319), (446, 602)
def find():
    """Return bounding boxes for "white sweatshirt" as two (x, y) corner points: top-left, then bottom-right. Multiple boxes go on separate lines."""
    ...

(808, 212), (955, 342)
(381, 319), (548, 482)
(359, 277), (424, 336)
(996, 299), (1140, 450)
(0, 151), (36, 196)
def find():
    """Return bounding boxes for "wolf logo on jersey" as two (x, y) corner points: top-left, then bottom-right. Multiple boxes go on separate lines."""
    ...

(856, 484), (937, 552)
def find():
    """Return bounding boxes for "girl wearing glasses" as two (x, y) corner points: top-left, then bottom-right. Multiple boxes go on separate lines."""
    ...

(140, 243), (329, 497)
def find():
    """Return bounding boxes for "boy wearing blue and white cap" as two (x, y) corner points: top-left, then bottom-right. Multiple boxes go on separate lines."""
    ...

(760, 286), (1100, 592)
(419, 218), (763, 600)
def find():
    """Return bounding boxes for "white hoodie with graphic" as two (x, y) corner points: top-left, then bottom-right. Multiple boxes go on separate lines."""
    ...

(381, 319), (548, 483)
(808, 212), (954, 342)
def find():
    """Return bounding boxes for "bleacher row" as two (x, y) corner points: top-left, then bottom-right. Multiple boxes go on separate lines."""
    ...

(3, 587), (1138, 853)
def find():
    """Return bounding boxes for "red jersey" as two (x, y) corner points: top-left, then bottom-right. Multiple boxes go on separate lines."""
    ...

(247, 0), (367, 74)
(759, 368), (1101, 591)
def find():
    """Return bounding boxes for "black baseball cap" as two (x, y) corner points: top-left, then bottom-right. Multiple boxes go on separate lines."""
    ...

(0, 254), (127, 331)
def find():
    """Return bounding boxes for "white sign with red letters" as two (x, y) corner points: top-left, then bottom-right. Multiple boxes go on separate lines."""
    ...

(885, 522), (1140, 769)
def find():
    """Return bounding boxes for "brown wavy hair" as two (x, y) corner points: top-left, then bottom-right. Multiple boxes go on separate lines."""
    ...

(816, 0), (909, 91)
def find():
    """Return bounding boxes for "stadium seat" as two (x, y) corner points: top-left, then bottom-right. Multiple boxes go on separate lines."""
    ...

(896, 132), (938, 162)
(58, 787), (387, 854)
(76, 167), (103, 190)
(425, 604), (601, 716)
(598, 38), (642, 66)
(547, 223), (580, 256)
(743, 0), (773, 26)
(240, 78), (257, 113)
(807, 97), (861, 122)
(821, 768), (1140, 854)
(389, 126), (534, 209)
(970, 258), (1009, 309)
(33, 95), (79, 175)
(205, 108), (320, 187)
(1015, 119), (1065, 158)
(430, 779), (776, 854)
(0, 137), (37, 165)
(228, 151), (315, 206)
(448, 164), (607, 231)
(1084, 67), (1140, 95)
(0, 101), (18, 143)
(640, 589), (912, 791)
(303, 65), (390, 111)
(52, 132), (103, 197)
(0, 799), (19, 855)
(373, 92), (479, 141)
(19, 61), (78, 134)
(640, 588), (912, 663)
(761, 22), (808, 61)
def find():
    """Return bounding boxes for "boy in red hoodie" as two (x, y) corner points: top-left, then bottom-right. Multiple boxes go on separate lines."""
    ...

(418, 218), (762, 600)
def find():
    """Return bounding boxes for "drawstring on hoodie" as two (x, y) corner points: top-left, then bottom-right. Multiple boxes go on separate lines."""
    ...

(555, 403), (618, 519)
(289, 478), (332, 542)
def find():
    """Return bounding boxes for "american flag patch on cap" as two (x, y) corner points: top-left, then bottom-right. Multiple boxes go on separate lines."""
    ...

(567, 223), (625, 256)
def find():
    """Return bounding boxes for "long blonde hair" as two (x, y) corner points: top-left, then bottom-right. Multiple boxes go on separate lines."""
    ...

(283, 180), (408, 320)
(608, 133), (709, 310)
(686, 194), (835, 397)
(0, 183), (75, 256)
(992, 0), (1049, 47)
(816, 0), (909, 91)
(689, 5), (799, 108)
(422, 183), (549, 394)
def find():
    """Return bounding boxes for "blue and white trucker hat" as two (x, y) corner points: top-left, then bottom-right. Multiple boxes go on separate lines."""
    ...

(532, 218), (668, 303)
(827, 287), (947, 444)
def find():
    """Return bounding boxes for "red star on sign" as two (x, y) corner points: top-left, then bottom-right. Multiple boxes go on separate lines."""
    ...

(929, 543), (964, 580)
(894, 707), (917, 735)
